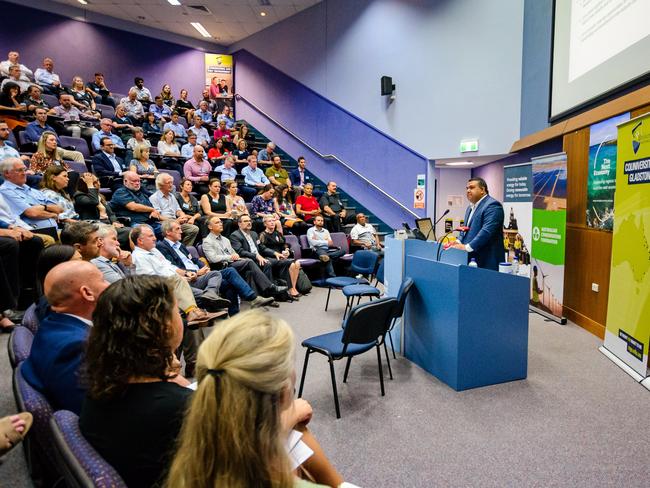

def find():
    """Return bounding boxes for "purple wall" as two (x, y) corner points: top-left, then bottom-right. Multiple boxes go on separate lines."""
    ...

(234, 50), (428, 229)
(0, 1), (211, 101)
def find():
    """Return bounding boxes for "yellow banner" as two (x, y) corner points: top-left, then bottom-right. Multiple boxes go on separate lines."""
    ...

(603, 113), (650, 376)
(204, 53), (233, 95)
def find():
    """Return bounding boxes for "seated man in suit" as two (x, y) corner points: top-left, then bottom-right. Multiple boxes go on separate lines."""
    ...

(447, 177), (505, 271)
(229, 214), (292, 292)
(289, 156), (310, 198)
(202, 216), (283, 303)
(21, 261), (109, 414)
(156, 220), (273, 315)
(91, 136), (127, 190)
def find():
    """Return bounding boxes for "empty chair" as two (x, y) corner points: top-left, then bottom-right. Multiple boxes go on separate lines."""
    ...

(285, 234), (319, 269)
(42, 94), (59, 108)
(17, 130), (37, 152)
(59, 136), (92, 160)
(386, 277), (415, 358)
(178, 117), (189, 129)
(298, 297), (398, 418)
(49, 410), (127, 488)
(96, 103), (115, 120)
(66, 161), (90, 174)
(341, 259), (385, 318)
(330, 232), (354, 263)
(13, 363), (59, 483)
(324, 250), (379, 311)
(8, 326), (34, 369)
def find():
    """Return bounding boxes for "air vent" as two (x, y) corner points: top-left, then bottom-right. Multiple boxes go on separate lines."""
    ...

(188, 5), (212, 14)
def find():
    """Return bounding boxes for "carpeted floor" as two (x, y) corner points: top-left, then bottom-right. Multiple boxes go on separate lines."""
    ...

(1, 287), (649, 487)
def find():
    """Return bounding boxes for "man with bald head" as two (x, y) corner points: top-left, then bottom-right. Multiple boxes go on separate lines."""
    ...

(110, 171), (162, 235)
(21, 261), (109, 414)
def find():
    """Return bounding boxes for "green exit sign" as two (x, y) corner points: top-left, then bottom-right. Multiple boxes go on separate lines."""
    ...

(460, 139), (479, 153)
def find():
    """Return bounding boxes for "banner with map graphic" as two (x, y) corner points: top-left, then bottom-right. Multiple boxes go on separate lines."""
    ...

(530, 153), (567, 320)
(603, 114), (650, 376)
(586, 113), (630, 230)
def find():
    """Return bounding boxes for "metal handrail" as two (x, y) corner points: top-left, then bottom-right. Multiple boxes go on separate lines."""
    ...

(235, 93), (420, 218)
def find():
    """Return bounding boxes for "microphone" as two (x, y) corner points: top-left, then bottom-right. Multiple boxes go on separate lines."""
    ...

(436, 226), (470, 261)
(429, 209), (450, 241)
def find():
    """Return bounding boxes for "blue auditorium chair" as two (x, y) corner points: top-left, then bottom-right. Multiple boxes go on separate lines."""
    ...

(324, 249), (379, 311)
(8, 326), (34, 369)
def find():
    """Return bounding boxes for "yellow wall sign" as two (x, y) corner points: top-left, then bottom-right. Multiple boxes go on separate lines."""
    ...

(603, 113), (650, 376)
(204, 54), (233, 90)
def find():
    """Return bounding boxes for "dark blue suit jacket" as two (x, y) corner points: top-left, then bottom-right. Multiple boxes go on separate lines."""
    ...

(156, 239), (202, 270)
(91, 151), (126, 178)
(289, 168), (311, 187)
(21, 312), (90, 414)
(459, 195), (505, 271)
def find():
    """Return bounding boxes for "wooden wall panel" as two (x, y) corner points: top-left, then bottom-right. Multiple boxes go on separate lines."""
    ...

(562, 128), (612, 338)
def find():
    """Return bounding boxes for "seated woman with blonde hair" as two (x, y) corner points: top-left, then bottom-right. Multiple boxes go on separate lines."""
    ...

(165, 310), (351, 488)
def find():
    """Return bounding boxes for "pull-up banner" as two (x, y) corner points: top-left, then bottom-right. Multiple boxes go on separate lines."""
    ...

(503, 163), (533, 278)
(603, 114), (650, 377)
(530, 153), (567, 320)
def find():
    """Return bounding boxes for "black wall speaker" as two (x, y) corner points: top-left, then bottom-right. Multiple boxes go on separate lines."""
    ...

(381, 75), (395, 96)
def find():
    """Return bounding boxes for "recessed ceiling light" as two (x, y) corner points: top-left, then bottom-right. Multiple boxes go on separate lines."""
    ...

(260, 11), (267, 17)
(190, 22), (211, 38)
(445, 161), (473, 166)
(167, 0), (181, 5)
(78, 0), (88, 5)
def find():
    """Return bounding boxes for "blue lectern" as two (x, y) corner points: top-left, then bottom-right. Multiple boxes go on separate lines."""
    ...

(385, 237), (529, 391)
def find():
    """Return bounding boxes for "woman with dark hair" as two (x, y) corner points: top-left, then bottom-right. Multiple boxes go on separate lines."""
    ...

(39, 165), (78, 223)
(0, 81), (27, 111)
(232, 123), (254, 147)
(142, 111), (162, 141)
(200, 178), (232, 236)
(274, 184), (310, 235)
(175, 88), (195, 122)
(207, 137), (227, 165)
(259, 215), (301, 299)
(80, 275), (191, 488)
(250, 184), (281, 233)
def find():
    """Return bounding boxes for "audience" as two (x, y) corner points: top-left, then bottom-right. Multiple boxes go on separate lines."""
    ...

(163, 112), (187, 140)
(86, 72), (115, 108)
(258, 141), (277, 164)
(39, 165), (78, 223)
(306, 215), (345, 277)
(207, 138), (227, 164)
(290, 156), (311, 197)
(22, 84), (49, 112)
(350, 213), (383, 252)
(259, 215), (302, 299)
(80, 275), (191, 488)
(23, 107), (58, 145)
(21, 260), (109, 413)
(150, 95), (172, 123)
(33, 57), (62, 94)
(319, 181), (348, 233)
(295, 182), (321, 223)
(216, 154), (239, 183)
(48, 93), (99, 139)
(175, 88), (195, 122)
(91, 136), (127, 188)
(131, 76), (153, 106)
(180, 132), (198, 159)
(157, 129), (183, 174)
(183, 145), (211, 188)
(175, 178), (202, 226)
(149, 172), (199, 246)
(188, 115), (210, 147)
(224, 180), (249, 220)
(110, 171), (161, 234)
(241, 154), (270, 201)
(91, 224), (134, 283)
(120, 88), (146, 123)
(1, 66), (31, 92)
(275, 184), (310, 235)
(129, 143), (158, 192)
(0, 158), (62, 235)
(160, 84), (175, 107)
(165, 310), (345, 488)
(199, 178), (232, 235)
(91, 118), (125, 152)
(130, 223), (223, 327)
(202, 215), (283, 303)
(1, 51), (33, 81)
(59, 221), (103, 261)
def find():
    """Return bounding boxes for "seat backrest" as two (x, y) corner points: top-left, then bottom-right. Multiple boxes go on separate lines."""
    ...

(375, 259), (385, 285)
(196, 243), (206, 258)
(59, 136), (91, 159)
(66, 161), (89, 174)
(284, 234), (302, 259)
(330, 232), (349, 253)
(18, 130), (30, 146)
(50, 410), (127, 488)
(186, 245), (199, 260)
(299, 234), (310, 250)
(13, 364), (58, 470)
(159, 168), (181, 189)
(96, 103), (115, 120)
(42, 94), (59, 108)
(178, 117), (189, 129)
(22, 302), (40, 334)
(8, 326), (34, 368)
(342, 297), (397, 346)
(349, 250), (378, 275)
(393, 277), (415, 319)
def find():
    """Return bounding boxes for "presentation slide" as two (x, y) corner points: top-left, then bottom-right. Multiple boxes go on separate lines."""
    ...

(551, 0), (650, 119)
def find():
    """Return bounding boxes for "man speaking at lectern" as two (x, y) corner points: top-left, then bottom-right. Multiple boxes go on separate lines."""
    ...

(448, 177), (504, 271)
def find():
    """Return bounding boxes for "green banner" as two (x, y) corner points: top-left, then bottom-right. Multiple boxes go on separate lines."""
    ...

(530, 153), (567, 319)
(603, 113), (650, 377)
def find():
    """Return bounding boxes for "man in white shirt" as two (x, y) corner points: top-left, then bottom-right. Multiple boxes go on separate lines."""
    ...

(130, 224), (225, 327)
(188, 115), (210, 147)
(163, 112), (188, 140)
(34, 57), (61, 94)
(130, 77), (152, 106)
(119, 89), (145, 122)
(349, 213), (383, 252)
(0, 51), (33, 81)
(1, 66), (31, 92)
(214, 155), (238, 182)
(0, 121), (29, 164)
(149, 173), (199, 246)
(306, 215), (345, 277)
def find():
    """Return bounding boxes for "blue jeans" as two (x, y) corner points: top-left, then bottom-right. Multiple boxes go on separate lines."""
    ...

(220, 267), (256, 315)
